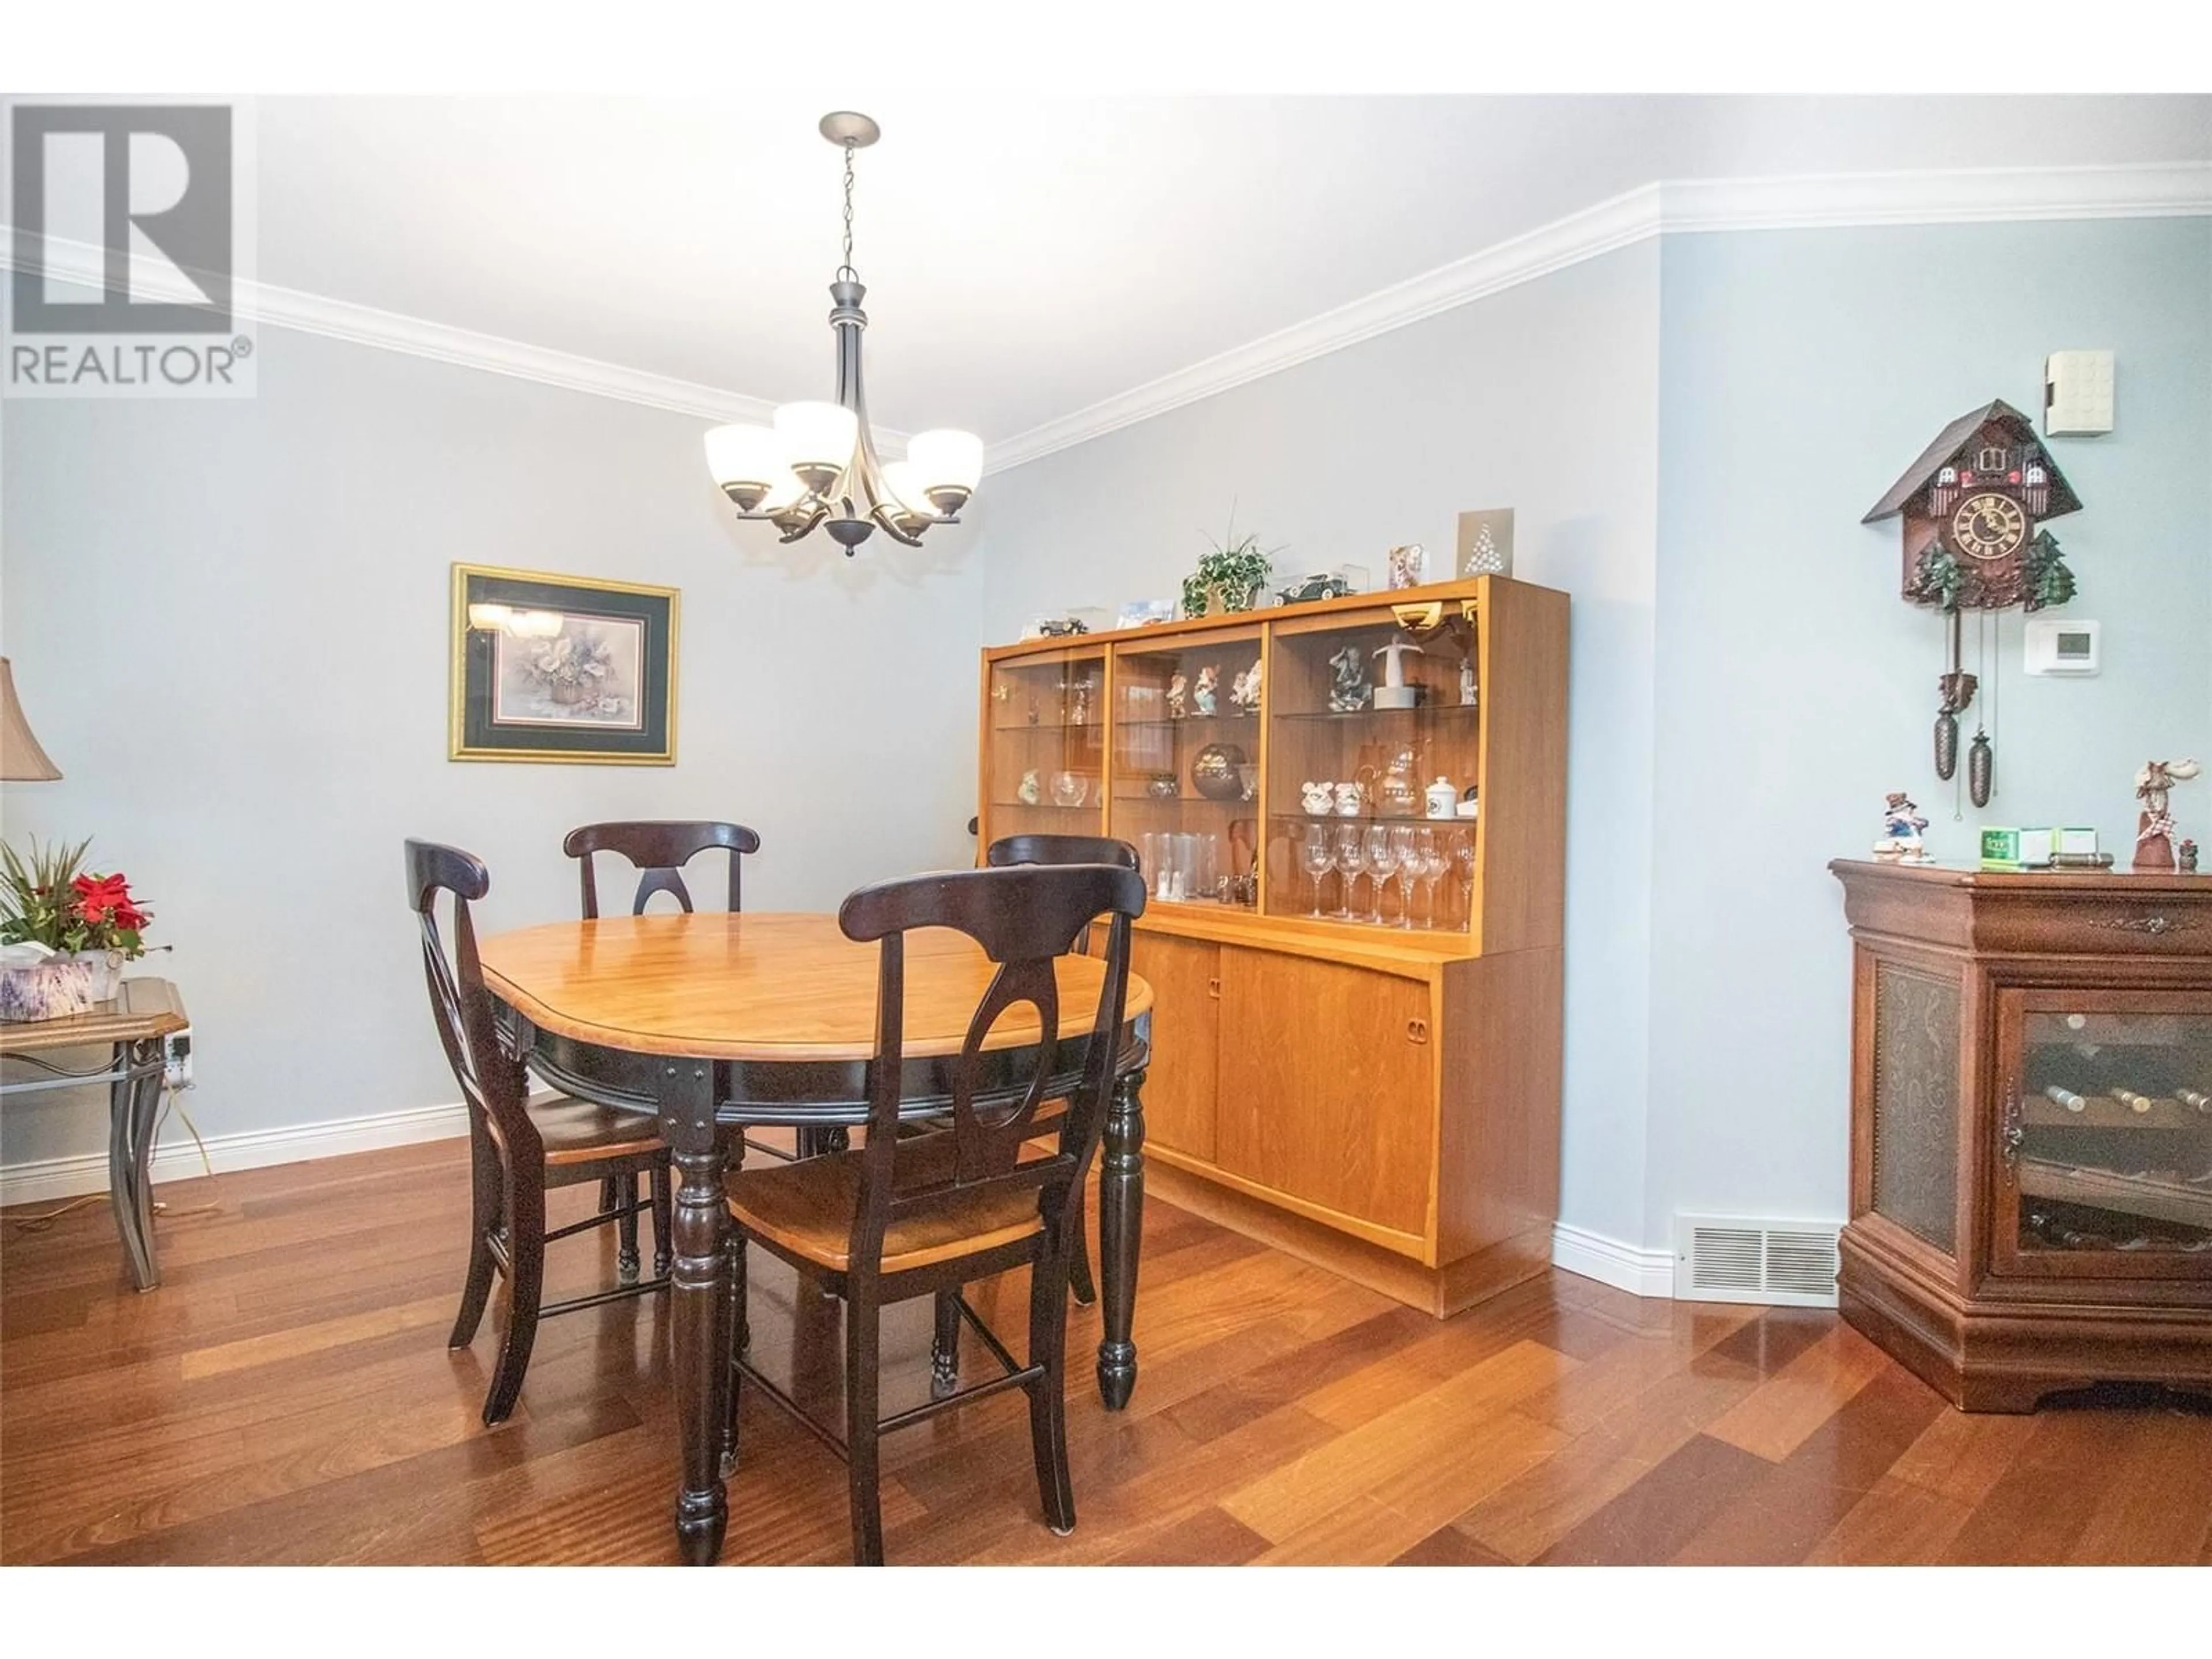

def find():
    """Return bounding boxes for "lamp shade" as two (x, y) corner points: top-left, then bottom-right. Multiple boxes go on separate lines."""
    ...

(906, 429), (983, 514)
(704, 423), (789, 510)
(0, 658), (60, 782)
(774, 402), (859, 487)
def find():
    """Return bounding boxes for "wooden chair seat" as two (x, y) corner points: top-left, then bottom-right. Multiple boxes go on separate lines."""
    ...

(529, 1097), (666, 1170)
(727, 1137), (1044, 1275)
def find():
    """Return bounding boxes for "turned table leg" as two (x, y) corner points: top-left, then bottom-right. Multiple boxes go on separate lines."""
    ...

(1096, 1065), (1146, 1410)
(661, 1060), (729, 1566)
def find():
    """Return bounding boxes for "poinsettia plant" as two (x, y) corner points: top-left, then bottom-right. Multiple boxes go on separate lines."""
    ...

(0, 838), (153, 958)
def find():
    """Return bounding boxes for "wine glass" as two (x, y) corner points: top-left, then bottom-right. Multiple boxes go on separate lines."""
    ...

(1330, 824), (1363, 921)
(1388, 825), (1418, 928)
(1299, 824), (1333, 918)
(1412, 828), (1443, 927)
(1363, 825), (1399, 926)
(1450, 829), (1476, 927)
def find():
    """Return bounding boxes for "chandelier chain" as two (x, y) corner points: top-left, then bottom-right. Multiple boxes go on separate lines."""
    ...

(839, 141), (858, 281)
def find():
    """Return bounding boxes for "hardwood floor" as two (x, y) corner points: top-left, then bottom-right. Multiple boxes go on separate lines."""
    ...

(5, 1138), (2210, 1566)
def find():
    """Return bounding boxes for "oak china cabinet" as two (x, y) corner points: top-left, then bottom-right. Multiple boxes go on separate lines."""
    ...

(1831, 859), (2212, 1411)
(979, 577), (1569, 1315)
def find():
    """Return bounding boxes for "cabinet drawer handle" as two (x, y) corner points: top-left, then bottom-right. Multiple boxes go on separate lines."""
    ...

(1407, 1017), (1430, 1045)
(1207, 976), (1221, 999)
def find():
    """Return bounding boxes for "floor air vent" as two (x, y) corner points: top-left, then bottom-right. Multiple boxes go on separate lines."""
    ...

(1673, 1215), (1842, 1307)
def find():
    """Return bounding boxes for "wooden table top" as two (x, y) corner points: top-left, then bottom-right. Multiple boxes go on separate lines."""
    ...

(478, 912), (1152, 1063)
(0, 977), (189, 1056)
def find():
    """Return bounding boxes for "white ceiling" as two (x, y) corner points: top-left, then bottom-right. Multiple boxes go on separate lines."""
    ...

(257, 94), (2211, 448)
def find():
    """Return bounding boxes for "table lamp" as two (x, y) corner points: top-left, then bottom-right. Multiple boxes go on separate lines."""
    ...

(1, 658), (62, 781)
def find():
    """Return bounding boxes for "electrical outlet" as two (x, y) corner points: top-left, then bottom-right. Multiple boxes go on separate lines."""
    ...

(162, 1027), (194, 1089)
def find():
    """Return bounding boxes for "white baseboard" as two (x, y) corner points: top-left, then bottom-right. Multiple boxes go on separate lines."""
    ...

(0, 1099), (469, 1208)
(1550, 1220), (1676, 1300)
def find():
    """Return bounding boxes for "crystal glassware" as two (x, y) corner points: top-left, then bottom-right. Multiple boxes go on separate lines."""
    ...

(1451, 828), (1476, 927)
(1363, 825), (1399, 926)
(1330, 823), (1363, 921)
(1388, 825), (1418, 927)
(1412, 828), (1444, 927)
(1300, 823), (1334, 918)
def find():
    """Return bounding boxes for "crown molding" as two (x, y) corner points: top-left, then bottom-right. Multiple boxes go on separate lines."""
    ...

(1, 229), (782, 427)
(980, 161), (2212, 475)
(10, 159), (2206, 469)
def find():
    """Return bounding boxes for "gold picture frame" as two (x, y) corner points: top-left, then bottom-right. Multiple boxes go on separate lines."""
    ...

(449, 563), (680, 764)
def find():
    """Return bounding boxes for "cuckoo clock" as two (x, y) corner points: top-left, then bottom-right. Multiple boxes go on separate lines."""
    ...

(1863, 400), (2085, 806)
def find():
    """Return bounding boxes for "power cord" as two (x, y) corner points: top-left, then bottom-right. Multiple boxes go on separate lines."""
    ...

(10, 1069), (223, 1234)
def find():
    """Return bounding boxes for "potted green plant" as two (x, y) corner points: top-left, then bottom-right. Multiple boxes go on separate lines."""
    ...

(0, 838), (154, 1019)
(1181, 506), (1283, 619)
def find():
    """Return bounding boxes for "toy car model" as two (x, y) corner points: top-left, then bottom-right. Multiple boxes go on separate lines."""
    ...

(1278, 572), (1354, 605)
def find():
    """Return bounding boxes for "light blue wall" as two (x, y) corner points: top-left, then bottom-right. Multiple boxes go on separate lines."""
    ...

(0, 329), (983, 1170)
(975, 244), (1664, 1251)
(1645, 217), (2212, 1245)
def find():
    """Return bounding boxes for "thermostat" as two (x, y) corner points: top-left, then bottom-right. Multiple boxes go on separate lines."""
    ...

(2044, 350), (2115, 436)
(2024, 618), (2100, 676)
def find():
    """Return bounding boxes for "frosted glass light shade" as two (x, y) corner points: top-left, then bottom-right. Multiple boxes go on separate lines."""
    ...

(907, 428), (983, 514)
(880, 461), (942, 523)
(704, 423), (788, 510)
(774, 401), (858, 488)
(756, 471), (808, 514)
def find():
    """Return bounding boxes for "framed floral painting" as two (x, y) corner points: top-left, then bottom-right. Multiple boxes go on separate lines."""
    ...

(449, 563), (678, 764)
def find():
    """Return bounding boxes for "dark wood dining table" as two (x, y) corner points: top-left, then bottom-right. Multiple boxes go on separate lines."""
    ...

(478, 911), (1153, 1566)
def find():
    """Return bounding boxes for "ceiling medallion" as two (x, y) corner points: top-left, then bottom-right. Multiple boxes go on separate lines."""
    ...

(703, 112), (981, 555)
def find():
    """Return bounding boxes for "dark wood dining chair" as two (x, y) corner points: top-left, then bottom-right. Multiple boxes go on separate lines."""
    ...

(406, 838), (673, 1426)
(564, 818), (788, 1200)
(563, 819), (762, 919)
(723, 861), (1146, 1565)
(979, 833), (1142, 1315)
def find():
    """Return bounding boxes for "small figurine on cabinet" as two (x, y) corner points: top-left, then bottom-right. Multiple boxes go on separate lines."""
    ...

(1229, 656), (1263, 715)
(2180, 839), (2200, 874)
(1874, 791), (1931, 861)
(1194, 666), (1218, 716)
(1301, 781), (1334, 816)
(1070, 679), (1092, 726)
(1327, 645), (1372, 713)
(2132, 758), (2202, 872)
(1459, 654), (1478, 709)
(1017, 768), (1042, 805)
(1166, 672), (1188, 720)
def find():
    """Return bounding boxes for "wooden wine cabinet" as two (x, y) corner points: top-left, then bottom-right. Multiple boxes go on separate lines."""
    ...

(1832, 859), (2212, 1411)
(981, 577), (1568, 1315)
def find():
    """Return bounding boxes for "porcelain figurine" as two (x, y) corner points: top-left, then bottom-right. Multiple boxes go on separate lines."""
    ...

(1194, 665), (1218, 716)
(1301, 781), (1334, 816)
(1229, 656), (1263, 715)
(1332, 780), (1368, 816)
(2180, 838), (2200, 874)
(1460, 656), (1478, 709)
(2132, 757), (2201, 872)
(1372, 636), (1425, 710)
(1166, 673), (1188, 719)
(1327, 645), (1371, 713)
(1070, 680), (1092, 726)
(1017, 768), (1041, 805)
(1874, 791), (1930, 861)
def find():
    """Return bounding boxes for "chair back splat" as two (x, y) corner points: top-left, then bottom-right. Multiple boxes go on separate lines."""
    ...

(563, 820), (762, 919)
(838, 863), (1145, 1272)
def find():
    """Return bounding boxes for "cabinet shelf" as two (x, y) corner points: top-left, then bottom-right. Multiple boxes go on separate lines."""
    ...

(1272, 704), (1480, 723)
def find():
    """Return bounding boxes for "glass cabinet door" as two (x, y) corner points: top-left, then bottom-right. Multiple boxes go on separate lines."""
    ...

(1997, 989), (2212, 1277)
(1107, 624), (1264, 911)
(983, 647), (1107, 846)
(1262, 607), (1482, 932)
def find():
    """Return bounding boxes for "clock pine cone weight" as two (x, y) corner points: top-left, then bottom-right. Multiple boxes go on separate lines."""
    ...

(1934, 710), (1959, 781)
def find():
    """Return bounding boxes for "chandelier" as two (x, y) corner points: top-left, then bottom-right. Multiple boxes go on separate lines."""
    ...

(704, 112), (982, 554)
